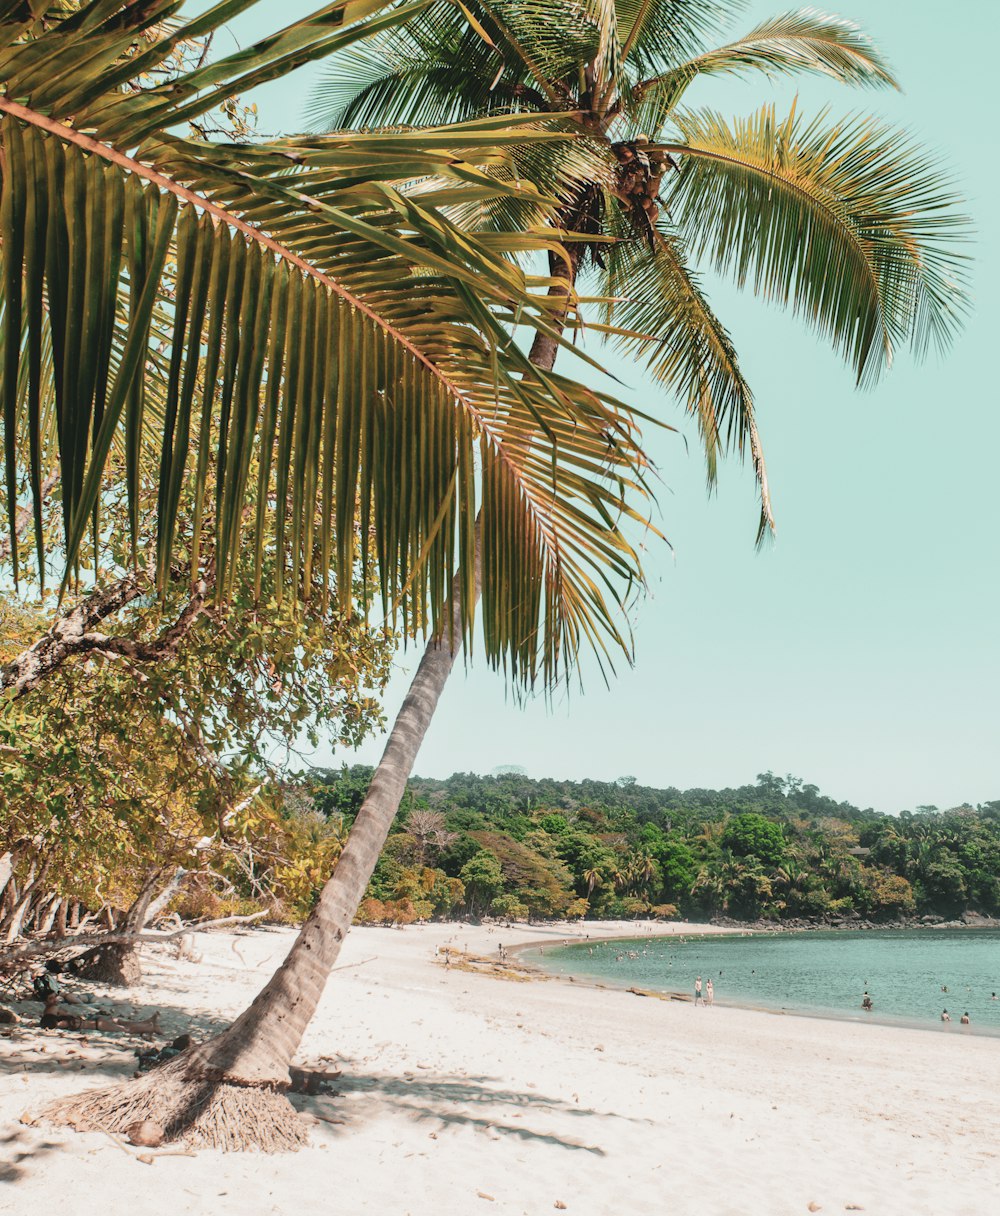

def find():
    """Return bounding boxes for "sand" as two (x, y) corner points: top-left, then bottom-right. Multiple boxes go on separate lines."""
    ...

(2, 919), (998, 1215)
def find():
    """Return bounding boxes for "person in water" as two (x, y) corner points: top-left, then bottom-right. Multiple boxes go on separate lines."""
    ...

(960, 1012), (971, 1025)
(941, 1009), (951, 1022)
(861, 992), (873, 1011)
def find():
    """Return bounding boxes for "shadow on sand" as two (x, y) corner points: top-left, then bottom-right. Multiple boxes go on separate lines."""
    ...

(295, 1063), (652, 1155)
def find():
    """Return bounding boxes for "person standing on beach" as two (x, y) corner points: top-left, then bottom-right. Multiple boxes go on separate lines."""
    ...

(706, 979), (714, 1007)
(694, 976), (703, 1006)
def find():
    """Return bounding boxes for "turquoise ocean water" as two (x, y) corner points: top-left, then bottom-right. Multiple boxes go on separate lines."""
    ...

(525, 928), (1000, 1035)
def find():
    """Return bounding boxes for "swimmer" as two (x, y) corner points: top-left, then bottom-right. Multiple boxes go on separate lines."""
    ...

(940, 1009), (951, 1022)
(960, 1012), (970, 1025)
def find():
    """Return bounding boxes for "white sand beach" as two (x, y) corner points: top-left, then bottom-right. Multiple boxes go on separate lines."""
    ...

(2, 920), (998, 1216)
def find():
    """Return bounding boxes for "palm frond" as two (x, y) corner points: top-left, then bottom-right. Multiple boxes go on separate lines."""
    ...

(660, 103), (971, 385)
(0, 2), (656, 691)
(597, 219), (772, 541)
(626, 9), (897, 130)
(614, 0), (735, 77)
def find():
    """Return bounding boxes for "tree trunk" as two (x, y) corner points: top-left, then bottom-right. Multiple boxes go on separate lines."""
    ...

(45, 280), (570, 1151)
(0, 852), (13, 902)
(41, 896), (62, 936)
(75, 869), (163, 986)
(144, 867), (189, 925)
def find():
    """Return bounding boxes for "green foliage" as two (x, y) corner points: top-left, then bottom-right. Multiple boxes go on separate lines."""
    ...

(303, 767), (1000, 925)
(0, 465), (394, 925)
(459, 849), (504, 917)
(721, 813), (786, 866)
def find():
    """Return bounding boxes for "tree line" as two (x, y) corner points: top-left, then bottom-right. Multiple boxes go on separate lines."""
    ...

(298, 767), (1000, 924)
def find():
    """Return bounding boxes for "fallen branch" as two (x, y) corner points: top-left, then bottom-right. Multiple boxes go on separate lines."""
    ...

(0, 910), (269, 965)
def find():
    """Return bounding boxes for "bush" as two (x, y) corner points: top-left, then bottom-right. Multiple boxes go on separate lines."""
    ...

(355, 897), (387, 925)
(490, 893), (529, 921)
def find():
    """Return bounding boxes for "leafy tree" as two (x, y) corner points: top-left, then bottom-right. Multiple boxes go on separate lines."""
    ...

(722, 812), (787, 866)
(459, 849), (504, 916)
(655, 840), (698, 906)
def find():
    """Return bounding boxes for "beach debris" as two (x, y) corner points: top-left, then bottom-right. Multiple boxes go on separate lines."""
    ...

(136, 1034), (193, 1073)
(32, 972), (60, 1001)
(555, 1202), (568, 1210)
(125, 1120), (165, 1148)
(476, 1193), (495, 1202)
(0, 1006), (19, 1024)
(289, 1065), (343, 1095)
(845, 1207), (864, 1211)
(808, 1204), (822, 1212)
(19, 1111), (39, 1127)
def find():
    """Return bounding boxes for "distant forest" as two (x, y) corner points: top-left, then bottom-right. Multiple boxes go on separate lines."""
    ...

(302, 769), (1000, 925)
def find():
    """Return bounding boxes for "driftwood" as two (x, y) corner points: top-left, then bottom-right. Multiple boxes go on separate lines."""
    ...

(0, 910), (268, 969)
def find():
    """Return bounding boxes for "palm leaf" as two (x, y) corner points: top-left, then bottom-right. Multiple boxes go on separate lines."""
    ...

(0, 1), (656, 691)
(660, 103), (970, 385)
(626, 9), (897, 130)
(597, 220), (772, 541)
(613, 0), (733, 78)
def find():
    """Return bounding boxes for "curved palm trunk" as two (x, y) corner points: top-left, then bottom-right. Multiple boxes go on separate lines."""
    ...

(194, 261), (574, 1077)
(47, 266), (574, 1149)
(190, 529), (482, 1086)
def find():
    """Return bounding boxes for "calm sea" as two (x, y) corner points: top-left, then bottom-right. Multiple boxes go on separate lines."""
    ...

(525, 928), (1000, 1035)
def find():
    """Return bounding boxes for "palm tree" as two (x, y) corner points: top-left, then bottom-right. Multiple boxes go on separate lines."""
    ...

(316, 0), (968, 543)
(1, 1), (656, 1149)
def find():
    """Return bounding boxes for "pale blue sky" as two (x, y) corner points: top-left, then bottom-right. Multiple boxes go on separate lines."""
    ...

(235, 1), (997, 812)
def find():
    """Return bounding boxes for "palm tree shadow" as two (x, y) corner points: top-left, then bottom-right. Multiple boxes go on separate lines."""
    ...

(0, 991), (232, 1079)
(297, 1065), (652, 1155)
(0, 1129), (63, 1183)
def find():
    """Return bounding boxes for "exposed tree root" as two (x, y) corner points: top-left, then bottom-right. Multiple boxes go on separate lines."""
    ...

(43, 1054), (308, 1152)
(74, 942), (143, 987)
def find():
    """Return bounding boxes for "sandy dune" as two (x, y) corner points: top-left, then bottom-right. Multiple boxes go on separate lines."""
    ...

(2, 919), (997, 1215)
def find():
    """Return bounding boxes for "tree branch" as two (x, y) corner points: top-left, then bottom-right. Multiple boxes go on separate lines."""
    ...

(0, 471), (60, 565)
(0, 910), (269, 966)
(1, 572), (212, 697)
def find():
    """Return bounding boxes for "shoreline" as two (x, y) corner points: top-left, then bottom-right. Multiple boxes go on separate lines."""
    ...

(510, 919), (1000, 1041)
(3, 920), (998, 1214)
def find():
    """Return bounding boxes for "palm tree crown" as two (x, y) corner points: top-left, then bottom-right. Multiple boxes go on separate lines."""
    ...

(315, 1), (970, 540)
